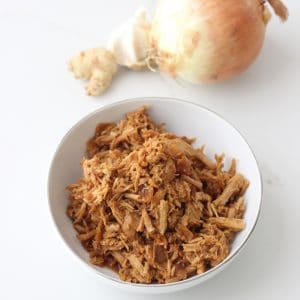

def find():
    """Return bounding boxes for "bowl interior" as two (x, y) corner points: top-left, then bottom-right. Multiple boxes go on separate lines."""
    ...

(48, 98), (261, 287)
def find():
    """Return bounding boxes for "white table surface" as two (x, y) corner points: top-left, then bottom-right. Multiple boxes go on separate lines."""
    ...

(1, 0), (299, 299)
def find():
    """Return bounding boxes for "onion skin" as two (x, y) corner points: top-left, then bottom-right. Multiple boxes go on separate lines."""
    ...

(151, 0), (268, 83)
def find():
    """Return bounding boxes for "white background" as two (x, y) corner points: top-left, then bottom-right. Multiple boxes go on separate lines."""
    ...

(0, 0), (299, 299)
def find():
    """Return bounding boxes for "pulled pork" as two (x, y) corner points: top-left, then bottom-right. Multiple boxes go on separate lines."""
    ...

(67, 107), (249, 284)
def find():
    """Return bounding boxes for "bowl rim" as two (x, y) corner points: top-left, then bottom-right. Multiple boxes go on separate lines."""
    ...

(47, 97), (263, 289)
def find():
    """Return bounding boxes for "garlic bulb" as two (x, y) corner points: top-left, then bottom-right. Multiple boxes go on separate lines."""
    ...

(108, 9), (151, 70)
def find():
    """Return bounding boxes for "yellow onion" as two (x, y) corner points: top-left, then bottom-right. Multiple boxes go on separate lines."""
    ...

(151, 0), (288, 83)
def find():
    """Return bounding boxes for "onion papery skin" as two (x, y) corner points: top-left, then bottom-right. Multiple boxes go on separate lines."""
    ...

(151, 0), (267, 83)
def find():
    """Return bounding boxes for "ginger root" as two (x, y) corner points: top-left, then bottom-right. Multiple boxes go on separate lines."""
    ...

(68, 48), (117, 96)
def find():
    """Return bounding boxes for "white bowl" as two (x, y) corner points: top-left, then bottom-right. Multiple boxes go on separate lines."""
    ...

(48, 97), (262, 294)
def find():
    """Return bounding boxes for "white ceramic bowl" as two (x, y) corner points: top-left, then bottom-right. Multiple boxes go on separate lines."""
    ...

(48, 97), (262, 294)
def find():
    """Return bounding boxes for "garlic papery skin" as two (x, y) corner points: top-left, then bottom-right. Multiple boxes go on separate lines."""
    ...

(151, 0), (268, 83)
(108, 9), (151, 70)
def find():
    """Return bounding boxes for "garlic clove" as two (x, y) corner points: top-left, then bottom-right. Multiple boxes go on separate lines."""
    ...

(108, 8), (151, 70)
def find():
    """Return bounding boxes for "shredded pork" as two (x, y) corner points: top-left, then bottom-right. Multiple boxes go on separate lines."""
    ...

(67, 107), (249, 284)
